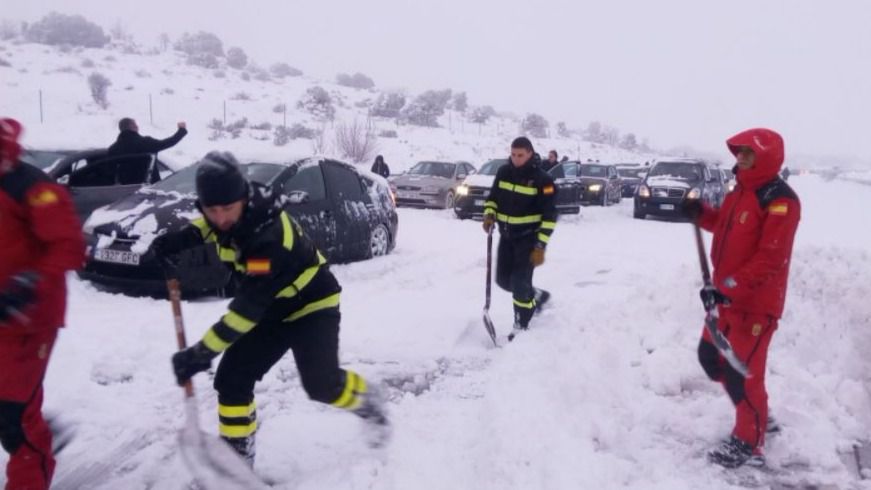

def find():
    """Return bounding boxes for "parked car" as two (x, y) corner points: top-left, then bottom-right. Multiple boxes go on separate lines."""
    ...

(453, 158), (507, 219)
(550, 161), (622, 206)
(615, 164), (647, 197)
(721, 168), (737, 192)
(79, 157), (398, 296)
(634, 159), (725, 220)
(389, 160), (475, 209)
(22, 148), (176, 221)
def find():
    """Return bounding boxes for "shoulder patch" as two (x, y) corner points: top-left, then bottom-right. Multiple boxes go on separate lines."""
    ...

(246, 258), (271, 275)
(0, 163), (52, 203)
(756, 178), (798, 209)
(768, 203), (789, 216)
(28, 189), (59, 207)
(542, 184), (555, 195)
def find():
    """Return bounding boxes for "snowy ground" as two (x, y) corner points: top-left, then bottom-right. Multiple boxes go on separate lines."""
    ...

(2, 174), (870, 489)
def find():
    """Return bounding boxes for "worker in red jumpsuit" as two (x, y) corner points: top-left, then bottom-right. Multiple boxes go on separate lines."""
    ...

(0, 118), (85, 489)
(685, 127), (801, 468)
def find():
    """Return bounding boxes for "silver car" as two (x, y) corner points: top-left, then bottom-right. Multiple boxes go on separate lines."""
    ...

(389, 161), (476, 209)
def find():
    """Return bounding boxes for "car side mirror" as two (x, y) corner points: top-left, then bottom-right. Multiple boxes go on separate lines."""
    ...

(58, 175), (70, 185)
(286, 190), (310, 204)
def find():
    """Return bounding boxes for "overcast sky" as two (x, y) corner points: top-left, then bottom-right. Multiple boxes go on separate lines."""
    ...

(8, 0), (871, 162)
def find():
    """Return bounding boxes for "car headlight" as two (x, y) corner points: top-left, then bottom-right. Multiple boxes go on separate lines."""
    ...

(456, 185), (469, 196)
(728, 182), (736, 192)
(638, 185), (650, 198)
(687, 188), (701, 199)
(588, 184), (603, 192)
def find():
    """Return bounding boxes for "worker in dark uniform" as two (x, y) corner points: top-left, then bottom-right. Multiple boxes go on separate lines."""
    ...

(149, 152), (390, 467)
(482, 137), (557, 340)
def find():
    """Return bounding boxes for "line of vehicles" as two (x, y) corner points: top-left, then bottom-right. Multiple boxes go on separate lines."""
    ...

(20, 147), (737, 298)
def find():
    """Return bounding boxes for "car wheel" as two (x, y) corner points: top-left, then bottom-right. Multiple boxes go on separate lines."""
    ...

(444, 191), (455, 209)
(368, 223), (390, 258)
(633, 208), (646, 219)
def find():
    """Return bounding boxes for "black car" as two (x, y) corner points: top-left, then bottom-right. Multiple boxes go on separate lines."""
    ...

(615, 164), (647, 198)
(549, 161), (622, 206)
(79, 157), (398, 296)
(22, 148), (175, 220)
(634, 159), (725, 220)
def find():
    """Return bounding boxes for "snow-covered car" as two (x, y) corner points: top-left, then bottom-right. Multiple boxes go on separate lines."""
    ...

(22, 148), (175, 220)
(453, 158), (506, 219)
(79, 157), (398, 296)
(389, 160), (476, 209)
(550, 161), (622, 206)
(616, 164), (647, 197)
(634, 159), (724, 220)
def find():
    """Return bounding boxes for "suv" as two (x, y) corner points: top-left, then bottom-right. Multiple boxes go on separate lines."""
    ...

(615, 164), (647, 197)
(634, 159), (725, 220)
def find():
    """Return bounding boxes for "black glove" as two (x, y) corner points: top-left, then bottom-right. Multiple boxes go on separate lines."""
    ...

(0, 272), (40, 324)
(171, 341), (217, 385)
(148, 231), (192, 276)
(699, 286), (731, 311)
(681, 199), (703, 220)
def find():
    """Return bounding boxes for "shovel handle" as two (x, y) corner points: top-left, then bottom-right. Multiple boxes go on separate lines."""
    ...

(167, 278), (195, 398)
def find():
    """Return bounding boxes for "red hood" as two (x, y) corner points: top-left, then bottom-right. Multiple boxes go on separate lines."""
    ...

(727, 128), (784, 190)
(0, 118), (23, 175)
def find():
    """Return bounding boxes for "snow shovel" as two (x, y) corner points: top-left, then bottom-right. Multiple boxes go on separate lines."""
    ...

(482, 228), (499, 347)
(166, 278), (267, 489)
(692, 224), (749, 377)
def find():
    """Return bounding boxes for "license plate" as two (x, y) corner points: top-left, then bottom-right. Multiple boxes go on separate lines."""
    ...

(474, 199), (485, 206)
(397, 191), (413, 199)
(660, 204), (675, 211)
(94, 249), (140, 265)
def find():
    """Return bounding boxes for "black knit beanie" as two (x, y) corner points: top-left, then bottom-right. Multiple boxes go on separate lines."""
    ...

(195, 151), (248, 206)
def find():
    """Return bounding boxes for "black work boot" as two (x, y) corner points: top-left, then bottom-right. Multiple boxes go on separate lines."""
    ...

(222, 434), (256, 468)
(352, 384), (392, 449)
(534, 288), (551, 314)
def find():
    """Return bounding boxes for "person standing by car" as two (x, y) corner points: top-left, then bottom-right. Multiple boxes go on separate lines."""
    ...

(482, 137), (557, 340)
(108, 117), (188, 156)
(149, 151), (390, 467)
(542, 150), (559, 172)
(0, 118), (85, 490)
(370, 155), (390, 178)
(683, 128), (800, 468)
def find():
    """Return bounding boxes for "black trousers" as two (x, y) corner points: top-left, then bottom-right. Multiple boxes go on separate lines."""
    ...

(214, 308), (346, 407)
(495, 234), (537, 327)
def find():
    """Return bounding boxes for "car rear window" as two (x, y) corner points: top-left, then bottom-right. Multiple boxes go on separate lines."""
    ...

(648, 162), (702, 181)
(150, 162), (284, 194)
(408, 161), (455, 179)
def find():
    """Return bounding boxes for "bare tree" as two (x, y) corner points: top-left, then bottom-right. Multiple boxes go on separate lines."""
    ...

(334, 119), (378, 163)
(87, 72), (111, 109)
(311, 123), (331, 155)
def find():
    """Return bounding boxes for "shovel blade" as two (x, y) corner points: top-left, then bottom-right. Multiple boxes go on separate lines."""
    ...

(482, 309), (499, 347)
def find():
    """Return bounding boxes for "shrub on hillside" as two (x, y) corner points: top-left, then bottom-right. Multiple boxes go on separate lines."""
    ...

(371, 92), (405, 118)
(186, 52), (219, 69)
(336, 72), (375, 90)
(400, 89), (451, 127)
(87, 72), (111, 109)
(521, 113), (549, 138)
(226, 47), (247, 69)
(25, 13), (109, 48)
(270, 63), (303, 78)
(174, 31), (224, 57)
(297, 86), (335, 120)
(468, 105), (496, 124)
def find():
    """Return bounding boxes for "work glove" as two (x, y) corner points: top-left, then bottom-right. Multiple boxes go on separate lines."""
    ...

(699, 285), (731, 311)
(482, 215), (495, 233)
(530, 245), (545, 267)
(0, 271), (40, 325)
(171, 341), (218, 385)
(147, 232), (188, 276)
(681, 199), (703, 220)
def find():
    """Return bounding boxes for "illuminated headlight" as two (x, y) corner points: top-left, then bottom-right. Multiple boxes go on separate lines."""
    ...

(728, 182), (737, 192)
(638, 185), (650, 198)
(588, 184), (603, 192)
(687, 188), (701, 199)
(456, 185), (469, 196)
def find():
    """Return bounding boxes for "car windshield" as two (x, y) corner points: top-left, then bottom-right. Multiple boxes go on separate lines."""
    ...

(150, 162), (284, 194)
(408, 161), (455, 179)
(579, 165), (608, 177)
(20, 150), (69, 170)
(478, 159), (507, 176)
(648, 162), (702, 181)
(618, 168), (646, 178)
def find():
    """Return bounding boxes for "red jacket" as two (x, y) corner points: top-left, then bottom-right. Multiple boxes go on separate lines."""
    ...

(698, 128), (800, 319)
(0, 162), (85, 336)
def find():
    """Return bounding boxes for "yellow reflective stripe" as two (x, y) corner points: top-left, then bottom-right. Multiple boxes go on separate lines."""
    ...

(540, 221), (556, 230)
(285, 293), (341, 322)
(217, 246), (236, 262)
(202, 329), (231, 352)
(537, 233), (550, 243)
(222, 311), (256, 334)
(219, 421), (257, 438)
(513, 298), (535, 309)
(280, 212), (295, 251)
(276, 252), (327, 299)
(496, 213), (542, 224)
(483, 208), (496, 217)
(192, 217), (214, 242)
(498, 181), (538, 196)
(331, 371), (367, 410)
(218, 402), (256, 418)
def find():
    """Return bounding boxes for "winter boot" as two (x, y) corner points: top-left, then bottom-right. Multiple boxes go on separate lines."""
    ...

(766, 415), (781, 435)
(352, 384), (392, 449)
(708, 436), (762, 468)
(533, 289), (551, 315)
(507, 322), (527, 342)
(222, 434), (256, 467)
(46, 413), (76, 456)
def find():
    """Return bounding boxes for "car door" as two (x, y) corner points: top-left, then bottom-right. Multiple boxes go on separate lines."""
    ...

(322, 160), (372, 261)
(551, 161), (580, 208)
(607, 166), (621, 201)
(275, 162), (338, 259)
(65, 154), (156, 219)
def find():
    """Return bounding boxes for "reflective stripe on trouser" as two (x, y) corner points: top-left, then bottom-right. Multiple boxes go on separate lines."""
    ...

(331, 370), (368, 411)
(698, 310), (777, 451)
(495, 235), (537, 328)
(218, 399), (257, 439)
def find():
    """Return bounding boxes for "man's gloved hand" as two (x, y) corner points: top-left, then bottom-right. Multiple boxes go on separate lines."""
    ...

(699, 285), (731, 311)
(681, 199), (703, 220)
(171, 341), (218, 386)
(482, 215), (495, 233)
(530, 245), (545, 267)
(148, 233), (183, 276)
(0, 271), (40, 324)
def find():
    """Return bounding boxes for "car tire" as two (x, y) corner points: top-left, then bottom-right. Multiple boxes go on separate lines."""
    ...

(444, 191), (455, 209)
(633, 208), (646, 220)
(368, 223), (390, 258)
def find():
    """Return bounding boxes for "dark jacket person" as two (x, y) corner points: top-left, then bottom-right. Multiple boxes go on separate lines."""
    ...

(108, 118), (188, 156)
(370, 155), (390, 178)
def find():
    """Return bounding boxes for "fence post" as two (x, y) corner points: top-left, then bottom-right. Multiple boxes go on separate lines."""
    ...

(223, 100), (227, 125)
(283, 105), (287, 128)
(39, 89), (44, 124)
(149, 94), (153, 125)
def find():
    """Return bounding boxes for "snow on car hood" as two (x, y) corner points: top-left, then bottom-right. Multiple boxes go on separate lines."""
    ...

(462, 173), (495, 188)
(644, 177), (693, 189)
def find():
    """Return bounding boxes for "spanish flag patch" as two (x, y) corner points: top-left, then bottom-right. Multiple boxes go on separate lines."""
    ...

(768, 203), (789, 216)
(246, 258), (271, 275)
(542, 185), (555, 195)
(28, 189), (59, 207)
